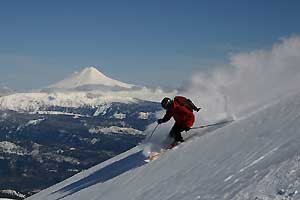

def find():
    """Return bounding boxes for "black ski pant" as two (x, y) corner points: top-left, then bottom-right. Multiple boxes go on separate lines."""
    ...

(169, 123), (185, 142)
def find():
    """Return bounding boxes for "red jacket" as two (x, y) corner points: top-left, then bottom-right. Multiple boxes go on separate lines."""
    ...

(162, 96), (195, 128)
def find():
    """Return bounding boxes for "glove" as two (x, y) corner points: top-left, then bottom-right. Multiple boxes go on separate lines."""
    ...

(157, 119), (164, 124)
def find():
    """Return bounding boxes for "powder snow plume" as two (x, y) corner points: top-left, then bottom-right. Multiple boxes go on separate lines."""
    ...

(144, 36), (300, 153)
(183, 35), (300, 122)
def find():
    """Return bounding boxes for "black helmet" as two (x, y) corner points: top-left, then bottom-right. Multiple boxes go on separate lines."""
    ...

(161, 97), (172, 109)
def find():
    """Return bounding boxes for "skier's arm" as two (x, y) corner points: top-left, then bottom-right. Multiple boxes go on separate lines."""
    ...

(158, 110), (173, 124)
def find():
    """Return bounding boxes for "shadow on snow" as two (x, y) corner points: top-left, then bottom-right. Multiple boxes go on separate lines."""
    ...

(51, 151), (147, 199)
(50, 120), (233, 199)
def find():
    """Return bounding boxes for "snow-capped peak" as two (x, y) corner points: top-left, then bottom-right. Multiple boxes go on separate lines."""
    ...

(46, 67), (134, 90)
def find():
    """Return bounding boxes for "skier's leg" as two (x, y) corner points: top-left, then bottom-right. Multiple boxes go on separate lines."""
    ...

(169, 124), (177, 139)
(174, 130), (184, 142)
(172, 124), (184, 143)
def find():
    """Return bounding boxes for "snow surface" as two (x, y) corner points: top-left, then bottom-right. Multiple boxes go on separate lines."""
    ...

(0, 198), (15, 200)
(0, 190), (26, 199)
(26, 90), (300, 200)
(138, 112), (151, 119)
(16, 118), (45, 132)
(93, 103), (111, 116)
(0, 141), (28, 156)
(113, 112), (126, 119)
(30, 111), (86, 118)
(24, 119), (45, 126)
(89, 126), (143, 135)
(0, 89), (175, 112)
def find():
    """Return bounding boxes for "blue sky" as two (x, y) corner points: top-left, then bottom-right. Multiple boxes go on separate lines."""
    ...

(0, 0), (300, 90)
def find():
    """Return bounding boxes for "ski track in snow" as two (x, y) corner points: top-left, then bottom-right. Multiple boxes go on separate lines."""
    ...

(239, 147), (279, 173)
(26, 91), (300, 200)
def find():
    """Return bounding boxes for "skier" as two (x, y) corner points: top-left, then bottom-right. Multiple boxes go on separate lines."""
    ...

(157, 96), (201, 146)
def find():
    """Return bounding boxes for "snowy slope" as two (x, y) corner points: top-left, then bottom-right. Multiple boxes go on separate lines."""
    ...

(26, 91), (300, 200)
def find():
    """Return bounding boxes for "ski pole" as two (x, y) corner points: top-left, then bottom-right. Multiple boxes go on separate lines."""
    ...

(191, 120), (234, 130)
(147, 123), (159, 142)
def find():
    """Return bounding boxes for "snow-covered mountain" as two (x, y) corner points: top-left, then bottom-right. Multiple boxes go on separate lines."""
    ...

(26, 90), (300, 200)
(0, 66), (169, 198)
(0, 100), (160, 198)
(45, 66), (134, 91)
(0, 67), (176, 112)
